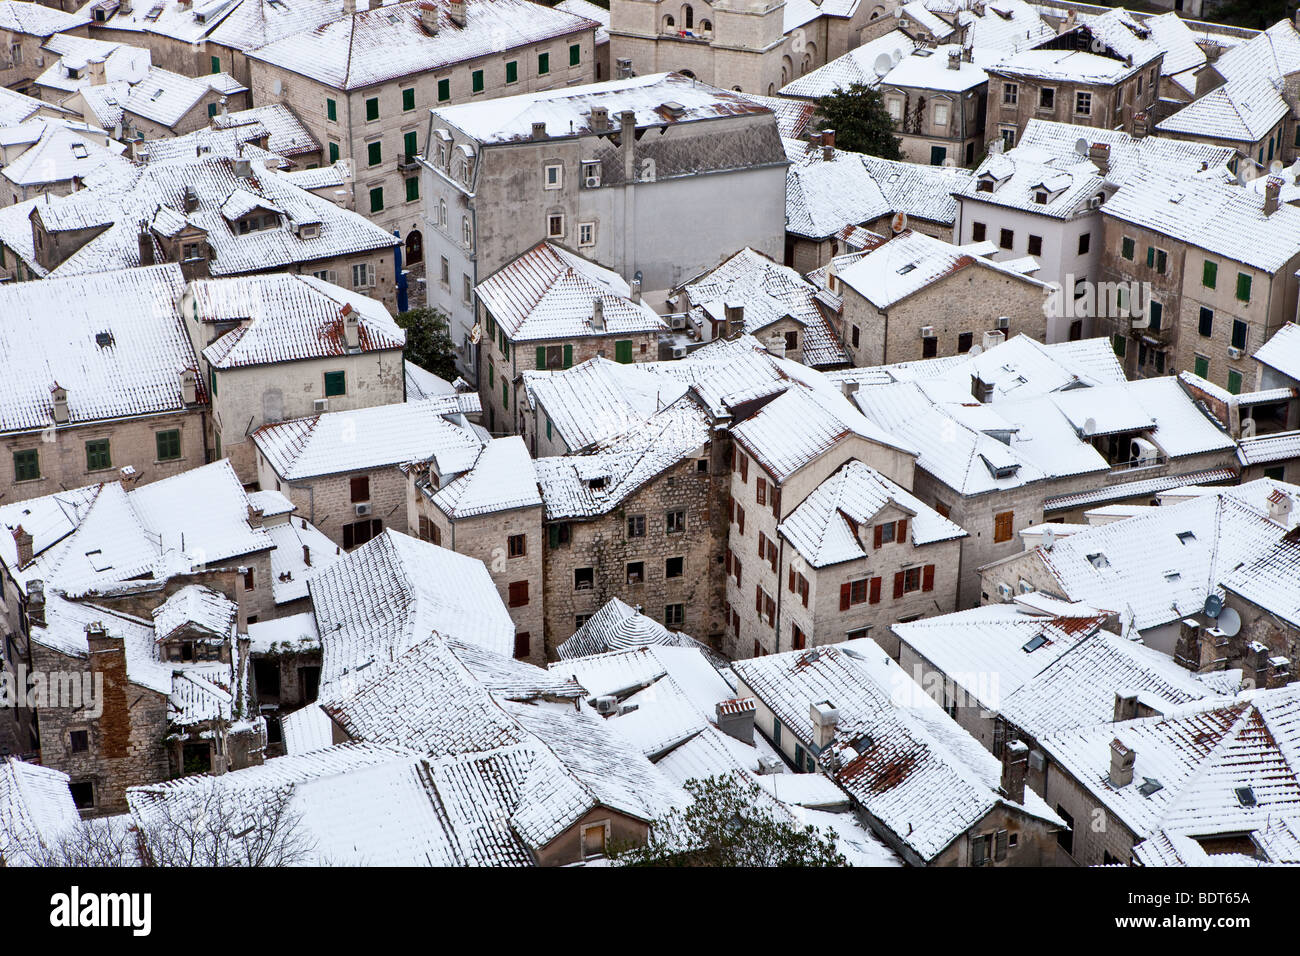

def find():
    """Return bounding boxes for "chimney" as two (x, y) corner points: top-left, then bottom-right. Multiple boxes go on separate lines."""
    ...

(531, 121), (548, 141)
(590, 106), (609, 132)
(341, 304), (360, 351)
(629, 276), (641, 303)
(88, 56), (106, 86)
(1248, 640), (1271, 690)
(840, 380), (859, 399)
(961, 45), (973, 63)
(247, 504), (264, 529)
(971, 374), (994, 403)
(1174, 617), (1202, 671)
(1088, 142), (1110, 175)
(620, 109), (636, 180)
(11, 526), (33, 569)
(724, 301), (745, 338)
(138, 222), (155, 265)
(1108, 737), (1135, 787)
(50, 383), (69, 424)
(821, 127), (835, 160)
(1265, 175), (1283, 216)
(982, 329), (1005, 350)
(183, 185), (199, 213)
(1001, 739), (1028, 803)
(369, 0), (383, 8)
(1268, 489), (1293, 524)
(180, 368), (197, 405)
(947, 49), (961, 71)
(591, 297), (605, 331)
(418, 1), (438, 33)
(810, 700), (839, 749)
(1113, 690), (1139, 722)
(303, 544), (312, 567)
(27, 579), (44, 627)
(343, 0), (356, 14)
(448, 0), (466, 27)
(715, 697), (756, 745)
(1132, 110), (1148, 139)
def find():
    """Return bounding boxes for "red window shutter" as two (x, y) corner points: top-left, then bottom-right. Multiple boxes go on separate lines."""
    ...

(893, 571), (905, 599)
(873, 524), (884, 549)
(897, 517), (908, 543)
(771, 488), (780, 518)
(840, 582), (851, 611)
(801, 578), (809, 608)
(869, 576), (882, 604)
(922, 564), (935, 592)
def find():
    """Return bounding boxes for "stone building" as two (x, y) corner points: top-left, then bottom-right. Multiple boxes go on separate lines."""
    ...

(0, 119), (134, 208)
(407, 437), (546, 664)
(420, 72), (787, 381)
(474, 241), (667, 437)
(246, 0), (599, 247)
(1098, 169), (1300, 392)
(118, 64), (247, 140)
(252, 396), (485, 550)
(0, 264), (207, 494)
(0, 1), (90, 94)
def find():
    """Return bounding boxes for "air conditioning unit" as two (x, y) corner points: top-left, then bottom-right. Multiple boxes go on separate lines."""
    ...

(671, 345), (687, 358)
(594, 695), (618, 715)
(313, 398), (329, 412)
(996, 582), (1014, 602)
(1018, 579), (1035, 594)
(996, 316), (1010, 330)
(920, 325), (936, 338)
(584, 175), (600, 188)
(669, 314), (687, 330)
(1088, 195), (1102, 209)
(354, 502), (372, 516)
(1227, 346), (1244, 360)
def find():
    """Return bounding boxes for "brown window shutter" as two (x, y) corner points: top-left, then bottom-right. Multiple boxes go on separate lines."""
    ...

(869, 576), (882, 604)
(873, 524), (883, 549)
(897, 517), (908, 543)
(739, 455), (748, 483)
(735, 559), (741, 586)
(801, 578), (809, 607)
(893, 571), (905, 599)
(725, 548), (732, 575)
(755, 585), (763, 613)
(922, 564), (935, 592)
(839, 582), (851, 611)
(788, 568), (795, 592)
(757, 532), (765, 557)
(756, 478), (766, 506)
(771, 488), (780, 517)
(738, 509), (745, 536)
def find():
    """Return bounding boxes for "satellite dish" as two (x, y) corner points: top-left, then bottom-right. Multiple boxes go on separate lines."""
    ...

(1074, 137), (1089, 157)
(1082, 416), (1097, 435)
(1204, 594), (1224, 619)
(890, 211), (908, 233)
(872, 52), (893, 77)
(968, 344), (984, 357)
(1270, 159), (1285, 174)
(1215, 606), (1241, 637)
(891, 48), (905, 67)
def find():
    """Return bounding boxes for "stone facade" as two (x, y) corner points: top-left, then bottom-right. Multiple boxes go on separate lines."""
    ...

(257, 455), (409, 552)
(121, 83), (229, 140)
(0, 20), (90, 95)
(1041, 754), (1141, 866)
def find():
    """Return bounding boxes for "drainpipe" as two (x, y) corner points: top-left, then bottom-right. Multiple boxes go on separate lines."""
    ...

(394, 229), (408, 314)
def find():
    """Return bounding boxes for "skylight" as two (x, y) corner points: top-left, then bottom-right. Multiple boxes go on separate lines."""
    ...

(850, 735), (873, 755)
(1176, 531), (1196, 545)
(1022, 634), (1048, 653)
(1138, 777), (1164, 798)
(1087, 552), (1109, 569)
(1235, 786), (1257, 807)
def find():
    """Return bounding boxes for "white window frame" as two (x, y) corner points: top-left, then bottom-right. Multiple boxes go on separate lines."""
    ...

(578, 221), (595, 247)
(544, 163), (563, 190)
(547, 212), (565, 239)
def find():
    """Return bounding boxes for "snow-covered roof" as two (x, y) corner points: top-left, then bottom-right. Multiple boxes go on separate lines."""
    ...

(733, 641), (1063, 863)
(208, 103), (320, 157)
(0, 759), (80, 867)
(119, 65), (215, 128)
(777, 29), (919, 99)
(556, 597), (713, 661)
(0, 1), (90, 37)
(151, 583), (236, 641)
(735, 92), (815, 139)
(247, 609), (319, 656)
(779, 459), (966, 568)
(476, 241), (666, 344)
(430, 437), (541, 520)
(194, 273), (403, 369)
(35, 32), (151, 95)
(1, 120), (132, 190)
(0, 264), (200, 434)
(554, 0), (606, 44)
(253, 397), (484, 481)
(1253, 323), (1300, 383)
(989, 32), (1159, 85)
(246, 0), (597, 90)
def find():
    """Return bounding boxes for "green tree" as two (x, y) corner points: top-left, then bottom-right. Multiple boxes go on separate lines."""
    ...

(613, 774), (849, 867)
(1203, 0), (1291, 29)
(813, 84), (903, 159)
(395, 306), (457, 382)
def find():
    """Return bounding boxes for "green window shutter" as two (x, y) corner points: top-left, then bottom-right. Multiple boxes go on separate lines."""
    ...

(1148, 301), (1162, 330)
(437, 78), (450, 102)
(570, 44), (580, 66)
(367, 141), (381, 166)
(326, 98), (337, 121)
(402, 88), (415, 111)
(538, 52), (549, 75)
(1146, 246), (1155, 268)
(1194, 355), (1209, 378)
(536, 346), (546, 367)
(1121, 236), (1134, 260)
(210, 55), (220, 74)
(563, 343), (573, 368)
(489, 365), (494, 387)
(546, 416), (552, 440)
(13, 449), (39, 482)
(208, 103), (217, 117)
(156, 429), (182, 461)
(324, 371), (346, 396)
(329, 141), (339, 163)
(86, 439), (111, 471)
(210, 369), (217, 397)
(1202, 260), (1217, 288)
(1232, 319), (1248, 350)
(472, 70), (484, 93)
(405, 177), (419, 202)
(404, 130), (418, 159)
(369, 187), (384, 212)
(502, 381), (509, 408)
(1111, 334), (1126, 358)
(548, 524), (559, 548)
(1228, 370), (1243, 395)
(1236, 272), (1252, 302)
(615, 340), (633, 364)
(1198, 308), (1213, 337)
(366, 97), (379, 121)
(506, 60), (518, 83)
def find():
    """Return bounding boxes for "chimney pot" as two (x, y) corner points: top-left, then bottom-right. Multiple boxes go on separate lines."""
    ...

(1108, 737), (1135, 787)
(810, 700), (839, 749)
(724, 301), (745, 338)
(1088, 142), (1110, 175)
(448, 0), (466, 27)
(715, 697), (756, 745)
(821, 127), (836, 161)
(1265, 175), (1283, 216)
(11, 525), (33, 569)
(1001, 739), (1028, 803)
(1113, 690), (1139, 722)
(947, 49), (961, 70)
(180, 367), (197, 405)
(50, 383), (69, 424)
(303, 544), (311, 567)
(531, 121), (547, 141)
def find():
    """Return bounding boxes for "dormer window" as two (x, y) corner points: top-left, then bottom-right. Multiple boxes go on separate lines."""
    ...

(976, 177), (995, 193)
(237, 213), (277, 234)
(1034, 190), (1048, 204)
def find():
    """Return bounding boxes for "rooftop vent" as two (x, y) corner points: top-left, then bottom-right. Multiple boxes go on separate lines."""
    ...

(447, 0), (466, 27)
(1235, 786), (1257, 807)
(660, 101), (686, 119)
(95, 331), (114, 348)
(417, 1), (438, 34)
(1137, 777), (1163, 798)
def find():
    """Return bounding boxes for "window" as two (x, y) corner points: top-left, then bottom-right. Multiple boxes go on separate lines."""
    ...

(1038, 87), (1055, 110)
(922, 337), (938, 358)
(462, 216), (472, 245)
(547, 213), (564, 238)
(574, 567), (594, 590)
(440, 256), (450, 284)
(402, 130), (419, 162)
(999, 228), (1014, 250)
(1231, 319), (1248, 350)
(544, 163), (563, 189)
(615, 340), (633, 364)
(350, 476), (370, 503)
(664, 556), (685, 579)
(1194, 354), (1209, 379)
(343, 518), (382, 549)
(156, 429), (182, 461)
(851, 325), (860, 349)
(367, 141), (381, 166)
(1002, 82), (1017, 105)
(666, 509), (686, 534)
(406, 177), (419, 202)
(365, 97), (379, 121)
(626, 561), (645, 584)
(508, 533), (526, 558)
(1198, 308), (1213, 337)
(958, 331), (973, 353)
(538, 52), (550, 75)
(324, 370), (347, 396)
(993, 510), (1014, 543)
(369, 186), (384, 212)
(627, 514), (646, 538)
(665, 603), (684, 627)
(933, 102), (949, 127)
(326, 98), (337, 121)
(68, 729), (89, 753)
(971, 222), (986, 242)
(570, 43), (581, 67)
(791, 625), (806, 651)
(329, 141), (340, 163)
(578, 221), (594, 247)
(1146, 246), (1167, 274)
(472, 69), (484, 93)
(1203, 260), (1217, 289)
(1236, 272), (1252, 302)
(1027, 235), (1042, 256)
(1148, 300), (1162, 331)
(1121, 236), (1135, 260)
(1228, 369), (1243, 395)
(437, 78), (450, 102)
(1078, 232), (1090, 255)
(1112, 333), (1126, 358)
(508, 580), (529, 607)
(506, 60), (518, 84)
(69, 781), (94, 810)
(243, 567), (256, 591)
(402, 87), (416, 111)
(513, 632), (531, 659)
(1075, 91), (1091, 115)
(85, 439), (111, 472)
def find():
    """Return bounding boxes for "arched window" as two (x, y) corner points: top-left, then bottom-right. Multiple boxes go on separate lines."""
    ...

(700, 18), (712, 32)
(663, 13), (674, 31)
(406, 230), (423, 264)
(680, 69), (696, 79)
(683, 4), (693, 28)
